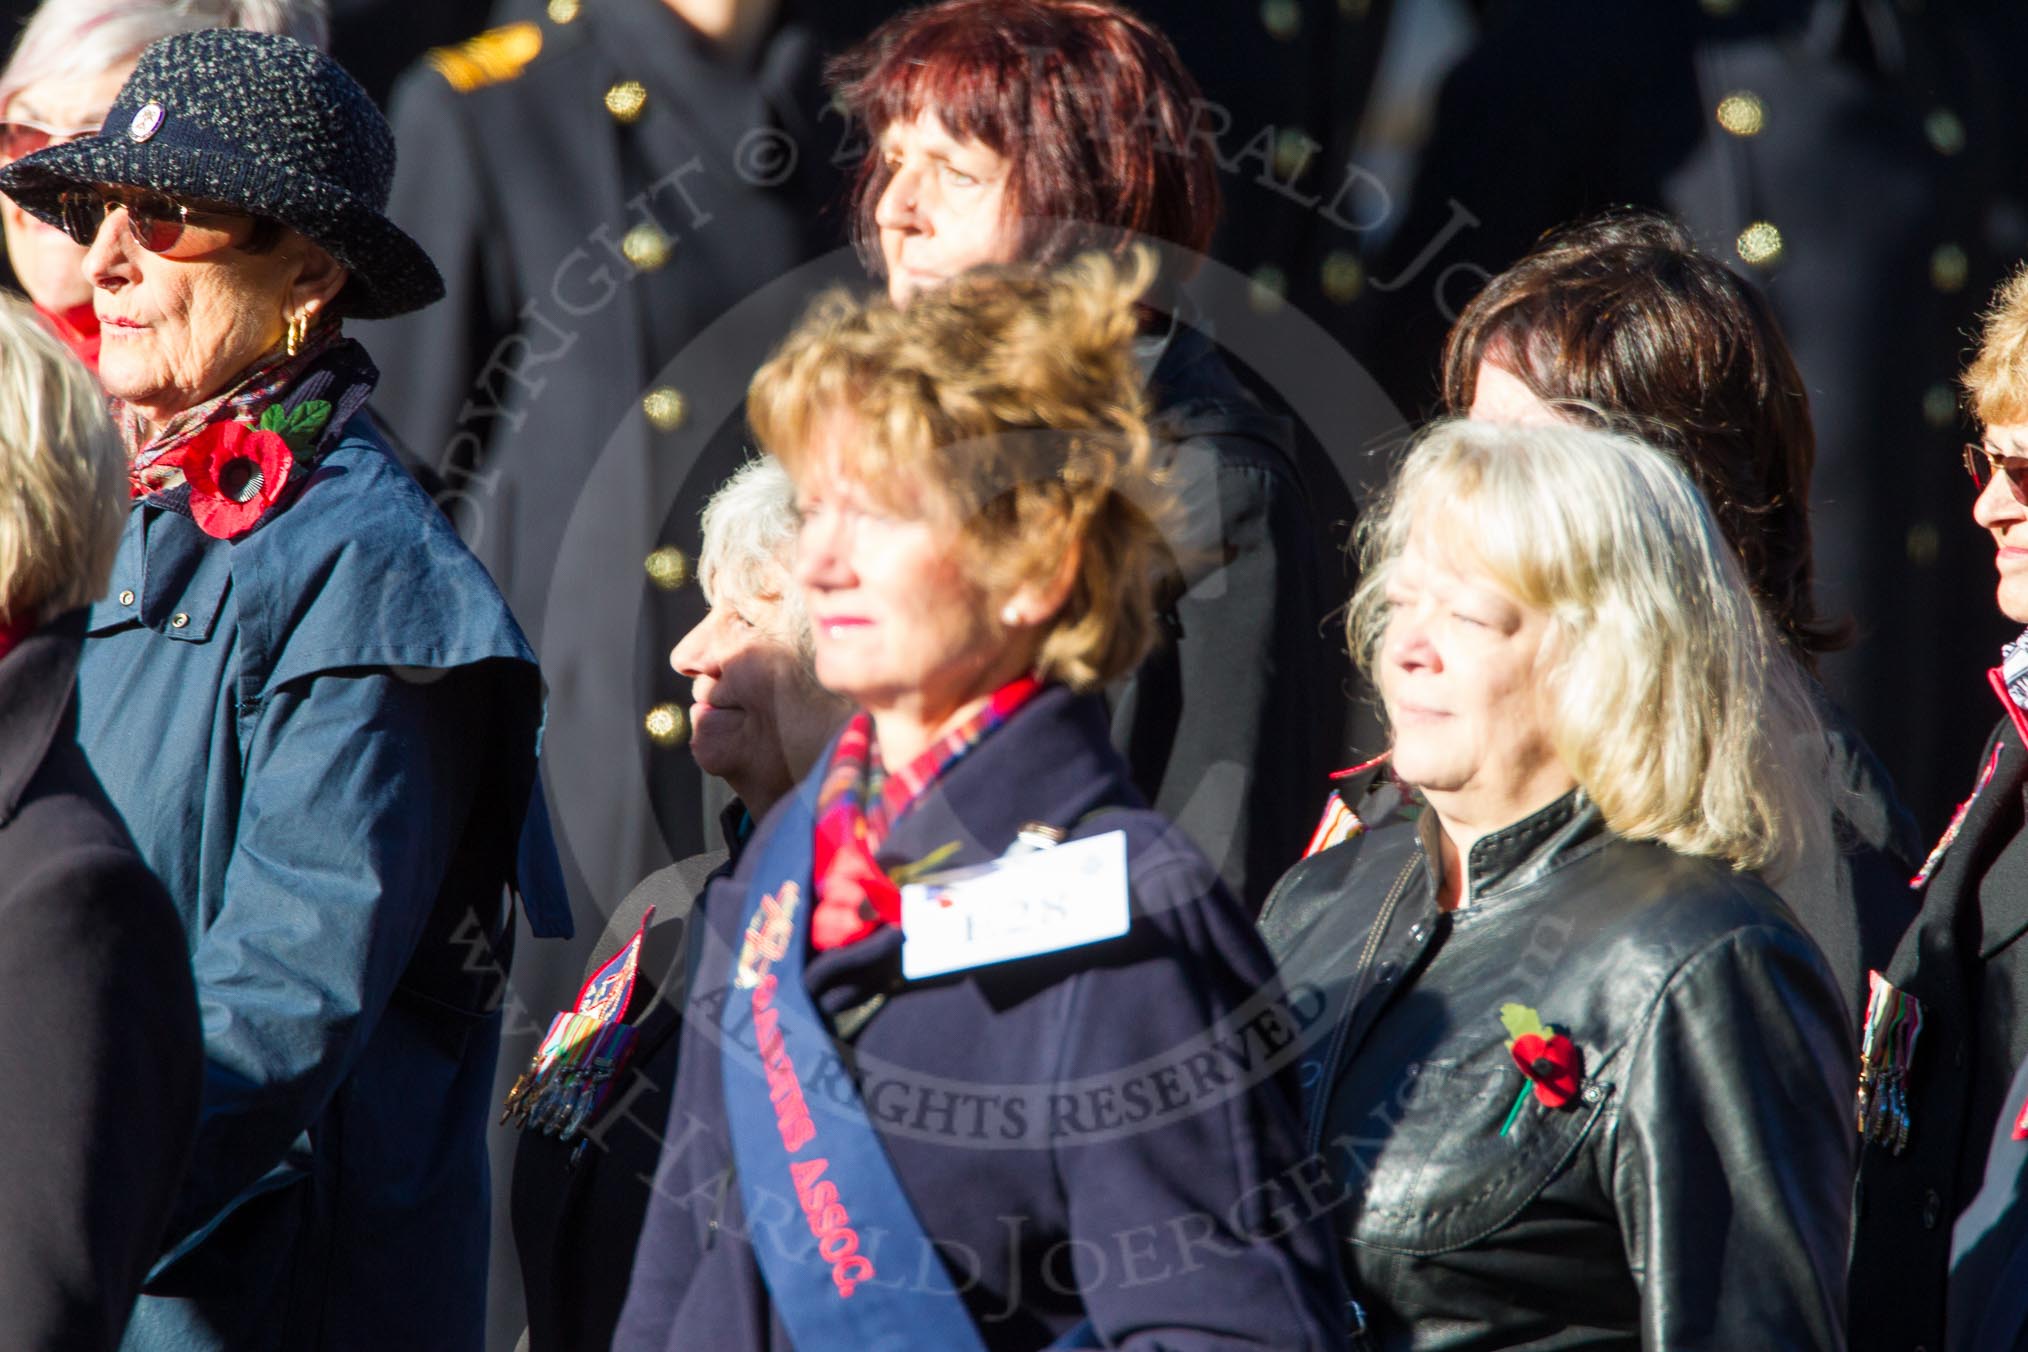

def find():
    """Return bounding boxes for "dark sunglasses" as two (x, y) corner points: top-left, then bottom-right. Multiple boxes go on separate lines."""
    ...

(0, 118), (95, 163)
(56, 186), (256, 257)
(1965, 442), (2028, 502)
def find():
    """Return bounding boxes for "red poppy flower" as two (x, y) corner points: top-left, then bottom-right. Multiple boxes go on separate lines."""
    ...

(182, 420), (294, 540)
(1509, 1031), (1584, 1109)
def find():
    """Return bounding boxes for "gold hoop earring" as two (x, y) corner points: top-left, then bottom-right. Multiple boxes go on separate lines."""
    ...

(285, 311), (309, 357)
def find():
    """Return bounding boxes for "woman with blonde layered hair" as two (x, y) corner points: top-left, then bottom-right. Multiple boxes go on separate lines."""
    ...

(616, 253), (1346, 1351)
(0, 289), (124, 624)
(1259, 418), (1855, 1350)
(1344, 418), (1829, 877)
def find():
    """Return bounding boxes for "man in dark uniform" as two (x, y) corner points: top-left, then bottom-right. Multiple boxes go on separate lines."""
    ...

(353, 1), (883, 1340)
(1343, 0), (2025, 831)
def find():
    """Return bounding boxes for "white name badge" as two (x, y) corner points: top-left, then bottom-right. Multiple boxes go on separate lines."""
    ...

(900, 830), (1131, 980)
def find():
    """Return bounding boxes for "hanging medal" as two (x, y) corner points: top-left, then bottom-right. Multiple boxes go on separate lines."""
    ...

(501, 907), (656, 1144)
(1856, 970), (1925, 1154)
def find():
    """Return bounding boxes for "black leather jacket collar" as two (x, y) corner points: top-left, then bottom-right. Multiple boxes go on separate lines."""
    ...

(1259, 797), (1857, 1349)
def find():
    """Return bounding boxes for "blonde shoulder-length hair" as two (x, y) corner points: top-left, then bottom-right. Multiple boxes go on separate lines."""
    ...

(0, 291), (125, 628)
(1348, 418), (1831, 876)
(748, 249), (1170, 693)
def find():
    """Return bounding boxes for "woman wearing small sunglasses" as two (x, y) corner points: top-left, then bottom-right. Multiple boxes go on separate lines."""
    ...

(1849, 266), (2028, 1351)
(0, 0), (325, 371)
(0, 28), (569, 1352)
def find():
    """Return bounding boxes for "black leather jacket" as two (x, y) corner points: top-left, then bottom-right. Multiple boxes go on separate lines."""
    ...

(1258, 789), (1856, 1350)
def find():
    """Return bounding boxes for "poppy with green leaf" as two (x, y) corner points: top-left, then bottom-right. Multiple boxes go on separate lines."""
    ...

(1498, 1002), (1584, 1136)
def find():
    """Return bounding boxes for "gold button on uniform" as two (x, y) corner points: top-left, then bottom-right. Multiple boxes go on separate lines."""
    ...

(604, 80), (647, 124)
(621, 223), (671, 272)
(644, 703), (687, 747)
(1931, 243), (1968, 293)
(1715, 92), (1766, 137)
(1321, 250), (1364, 304)
(546, 0), (580, 22)
(1923, 382), (1958, 429)
(643, 387), (687, 431)
(645, 546), (689, 590)
(1248, 263), (1288, 314)
(1735, 221), (1784, 267)
(1260, 0), (1301, 40)
(170, 612), (190, 629)
(118, 589), (135, 606)
(1925, 108), (1966, 157)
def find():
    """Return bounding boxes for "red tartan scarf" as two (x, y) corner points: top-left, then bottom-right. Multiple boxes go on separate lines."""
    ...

(810, 674), (1044, 951)
(122, 324), (343, 497)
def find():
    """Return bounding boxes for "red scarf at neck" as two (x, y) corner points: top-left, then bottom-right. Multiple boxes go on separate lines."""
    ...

(0, 614), (35, 665)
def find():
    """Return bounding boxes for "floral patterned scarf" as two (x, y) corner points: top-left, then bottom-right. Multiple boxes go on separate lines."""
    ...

(123, 322), (346, 497)
(810, 674), (1045, 951)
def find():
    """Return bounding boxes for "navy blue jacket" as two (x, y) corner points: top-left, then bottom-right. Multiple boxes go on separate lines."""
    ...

(1951, 1047), (2028, 1351)
(76, 413), (567, 1351)
(613, 683), (1348, 1350)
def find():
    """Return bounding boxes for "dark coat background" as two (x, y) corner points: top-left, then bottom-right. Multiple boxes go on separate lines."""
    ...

(1121, 321), (1339, 912)
(614, 684), (1349, 1351)
(1949, 1046), (2028, 1352)
(1852, 705), (2028, 1352)
(0, 613), (200, 1350)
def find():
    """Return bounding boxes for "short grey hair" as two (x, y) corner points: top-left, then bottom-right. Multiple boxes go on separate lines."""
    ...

(0, 0), (329, 113)
(0, 291), (125, 625)
(697, 456), (811, 658)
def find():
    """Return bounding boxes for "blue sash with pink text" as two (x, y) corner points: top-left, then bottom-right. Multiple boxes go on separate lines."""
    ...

(720, 781), (996, 1352)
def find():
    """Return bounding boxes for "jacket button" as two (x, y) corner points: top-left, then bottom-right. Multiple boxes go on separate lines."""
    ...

(1581, 1083), (1603, 1105)
(643, 703), (687, 747)
(1714, 90), (1766, 137)
(621, 224), (672, 272)
(604, 80), (647, 124)
(1922, 1189), (1942, 1230)
(642, 387), (687, 431)
(170, 612), (190, 629)
(118, 589), (135, 606)
(1736, 220), (1784, 268)
(644, 546), (688, 590)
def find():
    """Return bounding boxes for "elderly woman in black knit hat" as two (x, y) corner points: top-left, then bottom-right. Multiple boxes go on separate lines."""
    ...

(0, 29), (569, 1352)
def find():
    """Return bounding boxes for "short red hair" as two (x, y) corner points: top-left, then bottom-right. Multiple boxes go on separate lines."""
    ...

(828, 0), (1220, 288)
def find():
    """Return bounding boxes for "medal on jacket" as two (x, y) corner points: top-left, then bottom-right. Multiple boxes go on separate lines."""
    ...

(501, 906), (654, 1141)
(1856, 970), (1924, 1153)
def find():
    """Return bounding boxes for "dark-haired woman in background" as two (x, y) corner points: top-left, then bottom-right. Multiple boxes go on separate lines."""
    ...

(827, 0), (1334, 911)
(1437, 209), (1921, 1018)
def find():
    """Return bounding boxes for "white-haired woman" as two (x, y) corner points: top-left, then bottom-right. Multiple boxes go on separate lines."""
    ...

(0, 0), (327, 369)
(511, 457), (848, 1352)
(1259, 419), (1855, 1349)
(0, 290), (200, 1347)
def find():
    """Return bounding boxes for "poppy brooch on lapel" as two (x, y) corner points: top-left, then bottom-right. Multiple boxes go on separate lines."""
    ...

(182, 400), (331, 540)
(1499, 1003), (1584, 1135)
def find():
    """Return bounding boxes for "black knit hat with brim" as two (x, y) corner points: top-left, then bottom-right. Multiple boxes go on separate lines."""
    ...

(0, 28), (442, 319)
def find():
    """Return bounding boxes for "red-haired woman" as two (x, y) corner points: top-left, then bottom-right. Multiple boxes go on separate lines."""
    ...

(826, 0), (1333, 912)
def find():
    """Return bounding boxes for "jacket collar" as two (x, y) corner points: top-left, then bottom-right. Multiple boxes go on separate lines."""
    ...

(871, 682), (1133, 874)
(0, 609), (85, 827)
(1424, 788), (1602, 906)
